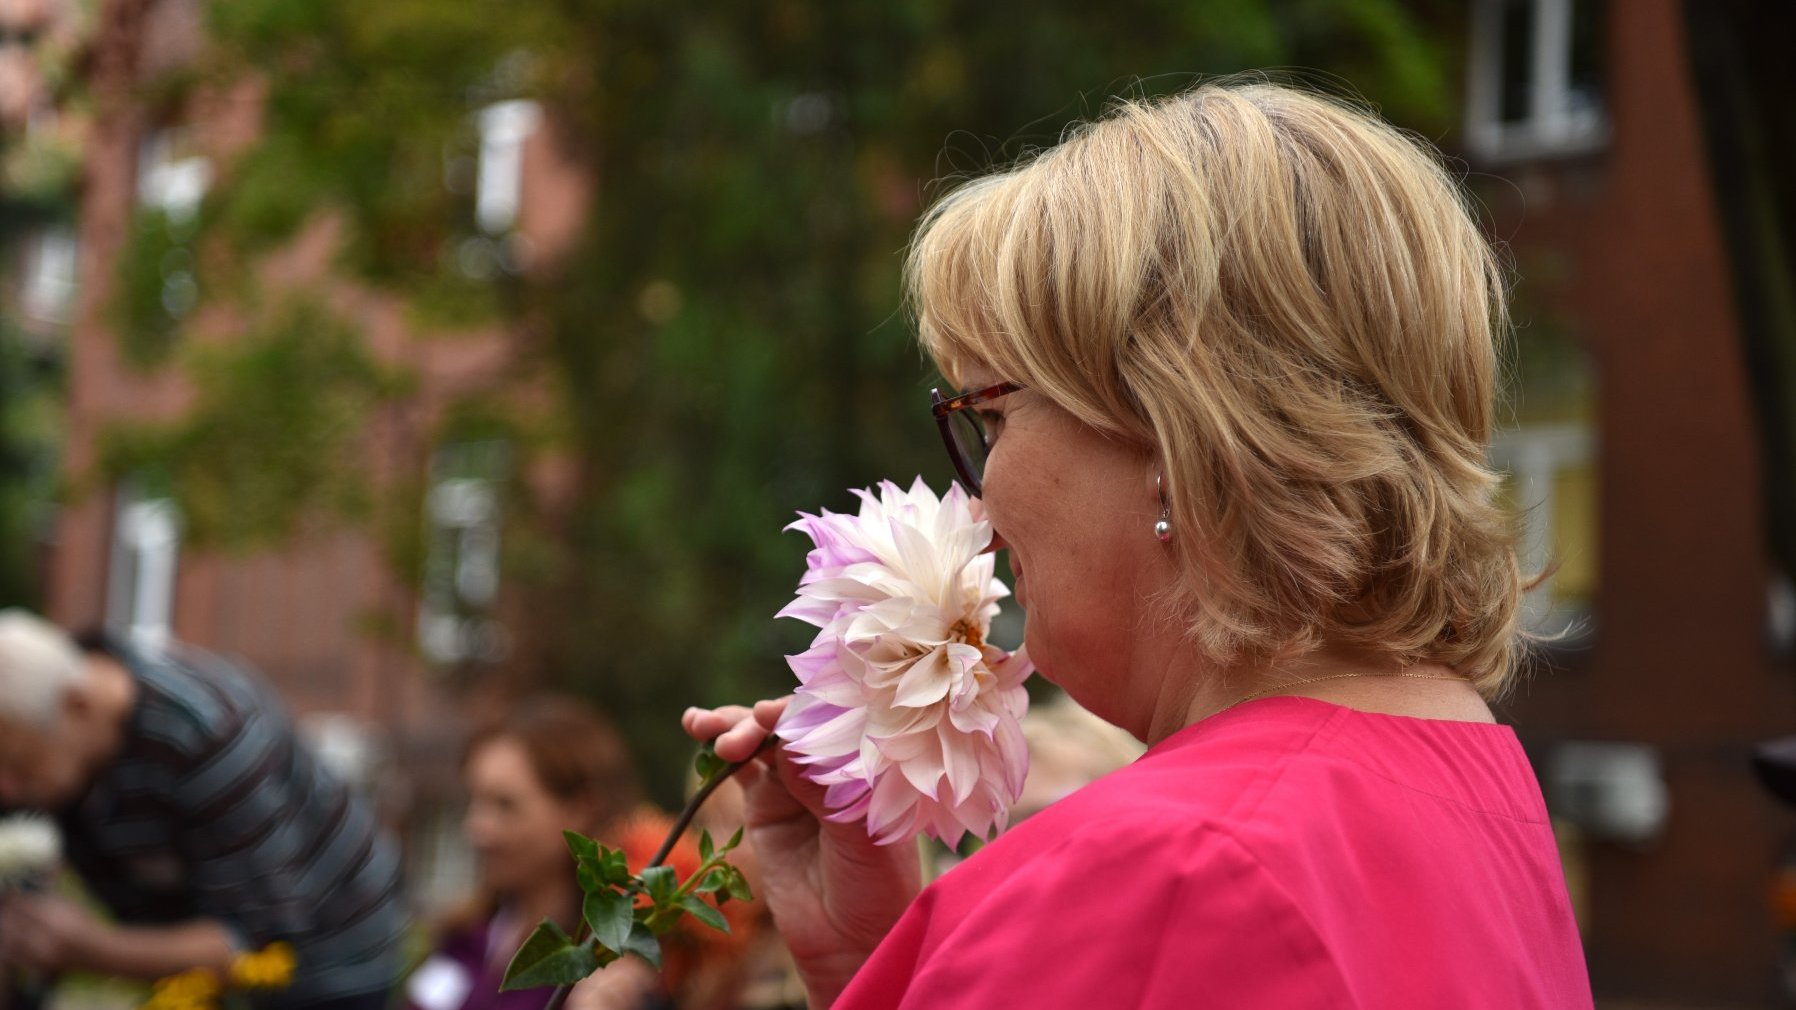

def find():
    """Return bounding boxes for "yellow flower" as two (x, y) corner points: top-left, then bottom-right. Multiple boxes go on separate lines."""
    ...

(140, 942), (296, 1009)
(143, 968), (221, 1010)
(230, 942), (297, 989)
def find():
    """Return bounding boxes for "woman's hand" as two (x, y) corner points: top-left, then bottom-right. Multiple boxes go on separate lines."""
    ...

(563, 955), (662, 1010)
(683, 699), (921, 1008)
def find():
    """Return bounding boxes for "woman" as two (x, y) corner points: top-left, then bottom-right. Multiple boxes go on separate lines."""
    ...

(407, 698), (661, 1010)
(685, 80), (1593, 1008)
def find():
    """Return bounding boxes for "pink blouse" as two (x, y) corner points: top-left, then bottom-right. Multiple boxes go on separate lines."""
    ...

(835, 697), (1592, 1009)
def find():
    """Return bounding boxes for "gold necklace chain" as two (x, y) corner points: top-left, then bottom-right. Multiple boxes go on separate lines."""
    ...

(1216, 671), (1471, 718)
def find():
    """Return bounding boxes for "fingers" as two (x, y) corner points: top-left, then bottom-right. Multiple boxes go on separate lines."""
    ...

(753, 697), (790, 730)
(684, 699), (790, 763)
(715, 712), (775, 763)
(681, 705), (755, 741)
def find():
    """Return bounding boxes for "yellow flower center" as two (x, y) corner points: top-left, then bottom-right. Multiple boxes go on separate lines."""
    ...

(951, 618), (984, 651)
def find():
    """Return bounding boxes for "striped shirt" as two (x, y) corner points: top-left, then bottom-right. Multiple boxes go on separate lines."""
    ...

(57, 640), (404, 1006)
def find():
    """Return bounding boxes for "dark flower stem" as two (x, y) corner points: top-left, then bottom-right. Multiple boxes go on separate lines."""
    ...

(541, 734), (779, 1010)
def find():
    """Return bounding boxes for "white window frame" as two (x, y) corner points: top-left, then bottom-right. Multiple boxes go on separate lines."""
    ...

(105, 488), (182, 650)
(1466, 0), (1610, 163)
(136, 128), (211, 224)
(475, 100), (540, 235)
(417, 442), (509, 665)
(21, 226), (77, 325)
(1489, 422), (1597, 633)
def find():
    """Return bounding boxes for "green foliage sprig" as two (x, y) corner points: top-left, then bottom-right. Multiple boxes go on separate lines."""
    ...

(501, 738), (771, 1000)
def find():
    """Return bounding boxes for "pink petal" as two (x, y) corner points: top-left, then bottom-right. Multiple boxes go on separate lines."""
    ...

(781, 705), (866, 759)
(865, 770), (920, 842)
(941, 724), (981, 805)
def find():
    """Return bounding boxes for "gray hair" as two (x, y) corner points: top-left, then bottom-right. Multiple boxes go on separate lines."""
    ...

(0, 610), (85, 727)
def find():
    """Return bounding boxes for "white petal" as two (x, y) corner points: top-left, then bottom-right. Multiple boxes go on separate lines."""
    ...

(891, 647), (954, 708)
(779, 477), (1033, 847)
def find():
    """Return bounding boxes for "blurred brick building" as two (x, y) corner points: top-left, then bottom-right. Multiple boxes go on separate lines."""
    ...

(3, 0), (592, 911)
(1468, 0), (1796, 1005)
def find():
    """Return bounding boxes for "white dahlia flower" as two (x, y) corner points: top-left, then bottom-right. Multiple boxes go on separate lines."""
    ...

(0, 812), (59, 888)
(775, 477), (1032, 847)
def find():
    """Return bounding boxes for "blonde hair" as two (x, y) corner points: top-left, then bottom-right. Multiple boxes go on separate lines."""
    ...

(907, 81), (1527, 695)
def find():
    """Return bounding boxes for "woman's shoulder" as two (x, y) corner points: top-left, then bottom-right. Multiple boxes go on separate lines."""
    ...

(1131, 695), (1546, 822)
(952, 694), (1549, 889)
(841, 699), (1586, 1009)
(847, 785), (1359, 1008)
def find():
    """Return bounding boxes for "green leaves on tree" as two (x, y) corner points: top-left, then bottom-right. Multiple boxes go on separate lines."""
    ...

(95, 296), (404, 549)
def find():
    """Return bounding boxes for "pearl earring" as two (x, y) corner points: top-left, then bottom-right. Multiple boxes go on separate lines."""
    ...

(1155, 474), (1172, 544)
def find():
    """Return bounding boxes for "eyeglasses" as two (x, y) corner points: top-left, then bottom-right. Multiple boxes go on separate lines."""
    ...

(929, 381), (1024, 497)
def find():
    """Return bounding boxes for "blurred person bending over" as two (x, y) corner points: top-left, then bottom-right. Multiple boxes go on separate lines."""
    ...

(0, 610), (404, 1009)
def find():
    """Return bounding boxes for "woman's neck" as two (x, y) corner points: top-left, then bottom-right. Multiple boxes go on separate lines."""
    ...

(1150, 647), (1493, 743)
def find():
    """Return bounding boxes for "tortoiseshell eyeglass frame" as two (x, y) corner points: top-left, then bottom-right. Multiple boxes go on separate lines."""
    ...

(929, 381), (1025, 497)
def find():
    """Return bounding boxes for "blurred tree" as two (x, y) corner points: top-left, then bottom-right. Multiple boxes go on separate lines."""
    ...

(114, 0), (1462, 800)
(0, 321), (61, 610)
(0, 22), (84, 612)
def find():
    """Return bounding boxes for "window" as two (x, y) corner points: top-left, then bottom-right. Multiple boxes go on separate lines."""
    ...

(1491, 269), (1600, 638)
(1490, 422), (1597, 633)
(105, 487), (181, 650)
(475, 100), (540, 235)
(136, 128), (211, 223)
(1466, 0), (1608, 162)
(21, 226), (76, 325)
(417, 441), (509, 666)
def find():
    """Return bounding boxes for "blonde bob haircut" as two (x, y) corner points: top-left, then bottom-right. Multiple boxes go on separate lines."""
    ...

(907, 81), (1527, 696)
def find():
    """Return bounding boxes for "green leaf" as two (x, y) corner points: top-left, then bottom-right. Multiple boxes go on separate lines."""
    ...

(725, 867), (754, 903)
(620, 921), (662, 970)
(601, 848), (630, 887)
(726, 826), (744, 852)
(584, 888), (637, 954)
(564, 830), (600, 862)
(500, 920), (600, 991)
(639, 865), (678, 904)
(694, 744), (727, 782)
(698, 829), (714, 862)
(678, 895), (729, 933)
(576, 859), (602, 893)
(694, 869), (725, 894)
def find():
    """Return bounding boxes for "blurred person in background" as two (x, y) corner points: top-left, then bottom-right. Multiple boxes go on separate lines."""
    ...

(409, 697), (662, 1010)
(0, 609), (404, 1009)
